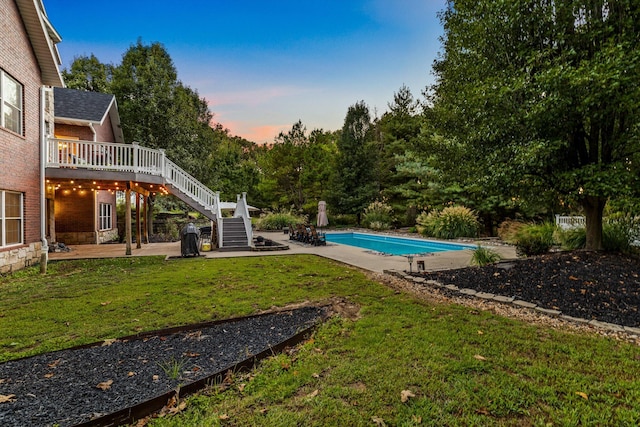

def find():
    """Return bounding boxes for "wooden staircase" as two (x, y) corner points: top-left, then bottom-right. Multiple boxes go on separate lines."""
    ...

(45, 138), (253, 250)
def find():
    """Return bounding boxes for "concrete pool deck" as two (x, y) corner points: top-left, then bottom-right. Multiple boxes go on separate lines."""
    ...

(48, 231), (518, 273)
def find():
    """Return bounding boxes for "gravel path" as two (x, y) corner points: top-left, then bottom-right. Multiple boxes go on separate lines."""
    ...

(0, 307), (326, 427)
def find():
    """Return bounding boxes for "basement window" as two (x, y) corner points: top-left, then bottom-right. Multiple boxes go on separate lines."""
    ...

(0, 190), (23, 247)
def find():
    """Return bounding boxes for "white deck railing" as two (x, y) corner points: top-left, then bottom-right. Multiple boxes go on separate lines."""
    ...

(47, 138), (219, 216)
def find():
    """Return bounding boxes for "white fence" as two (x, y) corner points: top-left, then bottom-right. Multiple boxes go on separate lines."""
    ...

(555, 215), (586, 230)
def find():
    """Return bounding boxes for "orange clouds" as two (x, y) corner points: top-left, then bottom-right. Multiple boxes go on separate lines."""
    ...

(220, 121), (291, 144)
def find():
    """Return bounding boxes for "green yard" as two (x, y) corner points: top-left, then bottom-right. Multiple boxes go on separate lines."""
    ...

(1, 255), (639, 426)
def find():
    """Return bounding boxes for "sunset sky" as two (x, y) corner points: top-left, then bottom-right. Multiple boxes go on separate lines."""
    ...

(44, 0), (447, 143)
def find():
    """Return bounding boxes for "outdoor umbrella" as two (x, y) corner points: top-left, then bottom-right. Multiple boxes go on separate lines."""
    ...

(317, 201), (329, 232)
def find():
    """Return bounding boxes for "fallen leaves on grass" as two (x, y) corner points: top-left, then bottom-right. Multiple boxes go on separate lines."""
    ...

(576, 391), (589, 400)
(101, 338), (117, 347)
(474, 354), (487, 361)
(400, 389), (415, 403)
(372, 416), (387, 426)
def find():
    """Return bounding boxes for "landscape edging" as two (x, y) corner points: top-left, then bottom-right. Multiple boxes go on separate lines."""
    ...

(383, 269), (640, 337)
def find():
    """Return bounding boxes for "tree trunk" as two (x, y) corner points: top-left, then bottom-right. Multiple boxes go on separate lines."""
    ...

(582, 196), (606, 251)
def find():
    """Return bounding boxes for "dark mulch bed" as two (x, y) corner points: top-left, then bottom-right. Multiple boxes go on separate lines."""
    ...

(0, 307), (326, 427)
(413, 251), (640, 327)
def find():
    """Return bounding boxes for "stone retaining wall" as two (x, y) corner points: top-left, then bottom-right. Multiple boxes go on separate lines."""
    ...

(0, 242), (42, 274)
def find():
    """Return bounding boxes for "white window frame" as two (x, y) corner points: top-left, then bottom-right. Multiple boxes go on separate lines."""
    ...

(0, 70), (23, 135)
(99, 203), (112, 231)
(0, 190), (24, 247)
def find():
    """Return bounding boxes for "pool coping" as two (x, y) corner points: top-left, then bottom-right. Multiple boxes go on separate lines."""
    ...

(324, 231), (476, 255)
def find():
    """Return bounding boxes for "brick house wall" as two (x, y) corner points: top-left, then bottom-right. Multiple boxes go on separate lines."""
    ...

(52, 118), (118, 245)
(0, 0), (46, 273)
(54, 113), (115, 143)
(55, 190), (95, 233)
(94, 113), (115, 142)
(54, 123), (94, 141)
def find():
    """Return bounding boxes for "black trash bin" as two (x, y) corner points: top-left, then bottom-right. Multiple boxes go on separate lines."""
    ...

(181, 223), (200, 257)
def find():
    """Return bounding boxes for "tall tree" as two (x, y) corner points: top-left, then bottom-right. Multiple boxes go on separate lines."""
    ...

(302, 128), (337, 210)
(257, 120), (309, 210)
(207, 129), (261, 202)
(376, 85), (425, 224)
(110, 40), (178, 149)
(62, 54), (112, 92)
(331, 101), (378, 224)
(432, 0), (640, 249)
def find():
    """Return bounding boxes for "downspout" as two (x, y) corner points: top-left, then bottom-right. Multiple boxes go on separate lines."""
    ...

(39, 86), (49, 274)
(88, 123), (97, 141)
(89, 122), (97, 244)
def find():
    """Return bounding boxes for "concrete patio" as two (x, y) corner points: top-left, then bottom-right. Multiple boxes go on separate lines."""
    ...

(48, 231), (517, 273)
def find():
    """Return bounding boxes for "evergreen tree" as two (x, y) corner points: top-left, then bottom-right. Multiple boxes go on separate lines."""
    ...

(331, 101), (377, 224)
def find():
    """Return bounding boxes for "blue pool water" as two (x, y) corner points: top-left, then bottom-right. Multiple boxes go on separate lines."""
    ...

(324, 232), (474, 256)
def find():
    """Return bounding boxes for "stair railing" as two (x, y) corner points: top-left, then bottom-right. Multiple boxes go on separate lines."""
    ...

(234, 192), (253, 246)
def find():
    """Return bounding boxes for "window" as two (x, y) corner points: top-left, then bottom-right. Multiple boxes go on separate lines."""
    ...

(0, 191), (23, 247)
(99, 203), (112, 230)
(0, 70), (23, 135)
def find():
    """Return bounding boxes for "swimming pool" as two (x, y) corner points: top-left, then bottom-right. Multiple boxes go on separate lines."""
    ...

(324, 232), (474, 256)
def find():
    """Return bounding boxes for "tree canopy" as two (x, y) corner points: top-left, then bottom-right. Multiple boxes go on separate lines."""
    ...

(430, 0), (640, 249)
(60, 22), (640, 239)
(330, 101), (378, 224)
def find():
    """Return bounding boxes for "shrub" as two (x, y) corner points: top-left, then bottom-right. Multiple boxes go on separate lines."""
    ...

(514, 222), (556, 257)
(255, 211), (307, 231)
(362, 200), (394, 231)
(556, 214), (638, 253)
(603, 217), (635, 253)
(497, 219), (526, 244)
(557, 227), (586, 250)
(470, 245), (502, 266)
(330, 214), (358, 227)
(416, 206), (479, 239)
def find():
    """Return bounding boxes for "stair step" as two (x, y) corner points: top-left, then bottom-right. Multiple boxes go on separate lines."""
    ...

(218, 246), (252, 252)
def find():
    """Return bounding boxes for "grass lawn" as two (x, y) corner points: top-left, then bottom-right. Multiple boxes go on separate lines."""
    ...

(1, 255), (639, 426)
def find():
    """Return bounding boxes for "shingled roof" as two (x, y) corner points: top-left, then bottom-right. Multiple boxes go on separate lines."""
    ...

(53, 87), (125, 143)
(54, 87), (115, 122)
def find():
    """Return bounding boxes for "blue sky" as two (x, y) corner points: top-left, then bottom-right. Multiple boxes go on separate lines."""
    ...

(44, 0), (447, 143)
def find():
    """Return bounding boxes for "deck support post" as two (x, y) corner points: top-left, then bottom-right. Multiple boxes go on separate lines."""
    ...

(143, 195), (149, 244)
(125, 185), (132, 256)
(136, 192), (141, 249)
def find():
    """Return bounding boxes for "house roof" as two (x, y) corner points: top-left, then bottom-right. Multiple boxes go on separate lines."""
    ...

(54, 87), (125, 143)
(15, 0), (64, 87)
